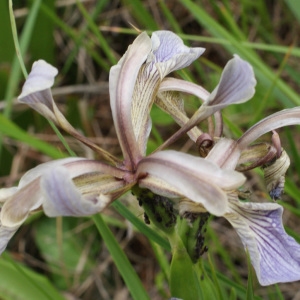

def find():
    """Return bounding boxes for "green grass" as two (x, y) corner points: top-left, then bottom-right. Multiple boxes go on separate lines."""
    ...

(1, 0), (300, 299)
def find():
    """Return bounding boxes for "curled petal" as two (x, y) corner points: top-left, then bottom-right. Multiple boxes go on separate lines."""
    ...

(19, 60), (58, 98)
(263, 149), (290, 200)
(0, 158), (124, 227)
(41, 166), (115, 216)
(225, 197), (300, 286)
(150, 31), (205, 79)
(238, 107), (300, 150)
(206, 55), (256, 108)
(18, 60), (61, 124)
(0, 158), (85, 227)
(138, 151), (245, 216)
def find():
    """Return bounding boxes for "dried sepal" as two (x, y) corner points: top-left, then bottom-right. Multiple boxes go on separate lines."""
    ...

(263, 149), (290, 200)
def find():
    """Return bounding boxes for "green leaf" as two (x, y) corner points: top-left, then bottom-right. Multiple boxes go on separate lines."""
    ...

(0, 113), (66, 159)
(92, 214), (150, 300)
(35, 217), (95, 290)
(0, 254), (65, 300)
(112, 200), (171, 251)
(246, 250), (255, 300)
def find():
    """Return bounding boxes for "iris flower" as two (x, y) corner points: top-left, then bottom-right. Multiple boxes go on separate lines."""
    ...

(0, 31), (248, 256)
(178, 107), (300, 285)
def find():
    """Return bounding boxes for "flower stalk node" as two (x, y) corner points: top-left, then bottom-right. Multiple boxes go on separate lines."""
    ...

(133, 187), (177, 233)
(180, 212), (210, 263)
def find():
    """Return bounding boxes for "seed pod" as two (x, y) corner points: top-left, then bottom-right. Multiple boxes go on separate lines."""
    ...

(263, 149), (290, 200)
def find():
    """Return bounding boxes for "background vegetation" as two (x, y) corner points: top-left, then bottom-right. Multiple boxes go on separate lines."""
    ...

(1, 0), (300, 299)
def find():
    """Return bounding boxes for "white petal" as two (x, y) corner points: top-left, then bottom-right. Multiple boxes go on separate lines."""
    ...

(206, 55), (256, 107)
(109, 32), (152, 167)
(41, 166), (112, 216)
(150, 31), (205, 78)
(206, 138), (241, 170)
(238, 107), (300, 150)
(18, 60), (58, 99)
(137, 151), (245, 216)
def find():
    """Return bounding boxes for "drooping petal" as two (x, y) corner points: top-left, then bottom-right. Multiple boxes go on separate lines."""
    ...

(0, 158), (128, 254)
(0, 158), (125, 227)
(41, 166), (125, 216)
(238, 107), (300, 150)
(225, 196), (300, 286)
(137, 151), (245, 216)
(18, 60), (118, 164)
(109, 32), (152, 168)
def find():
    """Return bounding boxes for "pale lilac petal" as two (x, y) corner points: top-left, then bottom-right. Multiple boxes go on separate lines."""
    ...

(0, 187), (18, 203)
(206, 55), (256, 107)
(150, 31), (205, 78)
(130, 32), (204, 156)
(18, 60), (58, 98)
(156, 58), (256, 151)
(18, 60), (58, 123)
(1, 179), (42, 227)
(0, 158), (124, 227)
(41, 166), (113, 216)
(225, 197), (300, 286)
(158, 78), (209, 101)
(206, 138), (241, 170)
(238, 107), (300, 150)
(0, 158), (84, 227)
(109, 32), (152, 167)
(137, 151), (245, 216)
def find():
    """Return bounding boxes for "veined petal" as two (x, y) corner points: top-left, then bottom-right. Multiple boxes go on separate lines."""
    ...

(0, 158), (124, 227)
(18, 60), (58, 123)
(225, 197), (300, 286)
(137, 151), (245, 216)
(109, 32), (152, 168)
(0, 158), (83, 227)
(150, 31), (205, 79)
(138, 174), (183, 199)
(205, 55), (256, 107)
(131, 32), (204, 156)
(19, 60), (58, 98)
(41, 166), (124, 216)
(206, 138), (241, 170)
(155, 56), (256, 151)
(156, 91), (202, 142)
(238, 107), (300, 150)
(19, 60), (118, 163)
